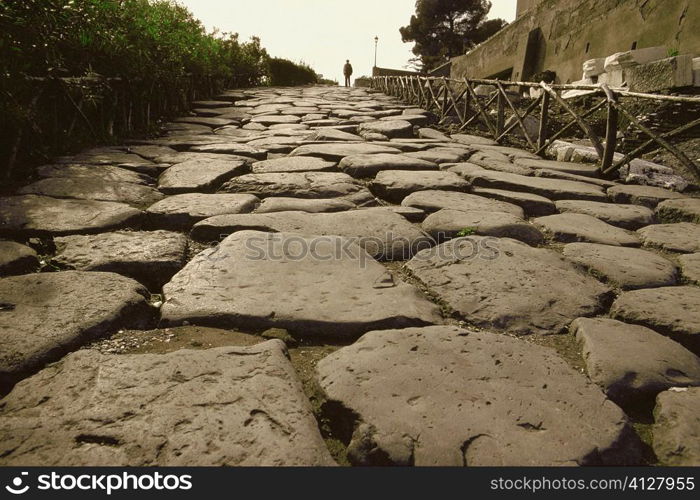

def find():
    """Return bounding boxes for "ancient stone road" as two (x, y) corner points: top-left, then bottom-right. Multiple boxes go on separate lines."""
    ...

(0, 85), (699, 466)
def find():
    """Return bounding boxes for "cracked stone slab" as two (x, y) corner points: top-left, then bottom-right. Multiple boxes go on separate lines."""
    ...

(679, 253), (700, 284)
(655, 198), (700, 224)
(533, 213), (641, 246)
(555, 200), (655, 230)
(339, 153), (438, 178)
(18, 177), (163, 209)
(638, 223), (700, 253)
(611, 286), (700, 355)
(422, 209), (544, 246)
(563, 243), (676, 289)
(369, 171), (469, 203)
(0, 195), (142, 237)
(191, 208), (432, 260)
(608, 185), (686, 208)
(406, 237), (610, 335)
(471, 187), (556, 217)
(251, 157), (337, 174)
(158, 158), (248, 194)
(316, 325), (640, 466)
(220, 172), (365, 199)
(53, 231), (188, 290)
(0, 242), (39, 276)
(161, 231), (441, 337)
(401, 190), (524, 218)
(146, 193), (259, 230)
(0, 272), (153, 388)
(572, 318), (700, 408)
(653, 387), (700, 466)
(290, 143), (402, 161)
(0, 342), (335, 466)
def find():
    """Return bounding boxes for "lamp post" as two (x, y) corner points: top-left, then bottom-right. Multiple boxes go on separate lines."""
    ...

(374, 36), (379, 68)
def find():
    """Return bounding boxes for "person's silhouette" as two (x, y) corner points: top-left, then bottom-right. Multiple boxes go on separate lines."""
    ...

(343, 60), (353, 87)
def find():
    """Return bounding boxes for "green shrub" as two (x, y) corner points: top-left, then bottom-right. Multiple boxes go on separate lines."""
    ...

(267, 57), (318, 86)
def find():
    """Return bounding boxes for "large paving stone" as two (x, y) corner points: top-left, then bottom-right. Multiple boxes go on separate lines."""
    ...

(250, 114), (301, 126)
(572, 318), (700, 408)
(563, 243), (677, 289)
(146, 193), (259, 230)
(220, 172), (364, 199)
(36, 163), (153, 186)
(608, 185), (686, 208)
(422, 210), (544, 245)
(191, 208), (432, 260)
(611, 286), (700, 354)
(655, 198), (700, 224)
(338, 153), (438, 178)
(158, 158), (248, 194)
(471, 187), (556, 217)
(251, 156), (337, 174)
(0, 195), (142, 237)
(304, 128), (362, 142)
(0, 342), (335, 466)
(190, 143), (267, 159)
(370, 171), (469, 203)
(449, 164), (607, 201)
(468, 155), (532, 175)
(18, 177), (163, 209)
(653, 387), (700, 466)
(401, 190), (524, 218)
(406, 237), (610, 335)
(173, 116), (235, 127)
(358, 120), (413, 138)
(53, 231), (188, 290)
(254, 197), (366, 215)
(514, 158), (600, 177)
(451, 134), (498, 146)
(638, 223), (700, 253)
(161, 231), (441, 337)
(533, 168), (617, 188)
(125, 145), (178, 161)
(555, 200), (655, 230)
(316, 325), (640, 466)
(679, 253), (700, 284)
(0, 272), (153, 388)
(533, 213), (640, 246)
(0, 242), (39, 276)
(290, 143), (401, 160)
(403, 148), (472, 164)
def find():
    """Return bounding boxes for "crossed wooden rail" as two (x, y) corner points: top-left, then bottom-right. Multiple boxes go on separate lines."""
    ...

(371, 75), (700, 178)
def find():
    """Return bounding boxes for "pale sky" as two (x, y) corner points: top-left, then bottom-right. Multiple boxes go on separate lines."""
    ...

(178, 0), (517, 83)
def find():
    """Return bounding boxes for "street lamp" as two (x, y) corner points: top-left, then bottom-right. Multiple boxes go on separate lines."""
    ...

(374, 36), (379, 68)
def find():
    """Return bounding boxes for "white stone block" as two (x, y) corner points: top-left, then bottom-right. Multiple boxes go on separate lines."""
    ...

(604, 46), (667, 72)
(598, 70), (626, 88)
(627, 55), (694, 92)
(583, 58), (606, 78)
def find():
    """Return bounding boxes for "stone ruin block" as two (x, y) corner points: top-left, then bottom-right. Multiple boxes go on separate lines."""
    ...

(627, 55), (694, 93)
(693, 57), (700, 86)
(598, 70), (626, 89)
(604, 46), (667, 73)
(583, 58), (606, 78)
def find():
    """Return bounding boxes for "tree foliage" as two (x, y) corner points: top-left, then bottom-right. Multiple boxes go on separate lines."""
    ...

(268, 58), (318, 86)
(400, 0), (507, 71)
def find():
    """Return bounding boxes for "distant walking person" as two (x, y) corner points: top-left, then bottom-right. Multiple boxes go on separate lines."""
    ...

(343, 60), (353, 87)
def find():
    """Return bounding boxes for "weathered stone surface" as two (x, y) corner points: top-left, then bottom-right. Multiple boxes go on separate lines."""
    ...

(190, 143), (267, 159)
(290, 143), (401, 160)
(555, 200), (655, 230)
(126, 145), (178, 161)
(563, 243), (676, 289)
(534, 213), (640, 246)
(370, 171), (469, 202)
(18, 177), (163, 209)
(146, 193), (259, 229)
(0, 342), (335, 466)
(251, 156), (337, 174)
(422, 209), (544, 245)
(0, 195), (142, 237)
(627, 55), (694, 93)
(514, 158), (600, 177)
(359, 120), (413, 139)
(220, 172), (364, 199)
(656, 198), (700, 224)
(418, 128), (450, 141)
(255, 197), (357, 214)
(449, 163), (607, 201)
(389, 206), (426, 222)
(304, 128), (362, 142)
(154, 151), (250, 165)
(471, 187), (556, 216)
(611, 286), (700, 354)
(407, 237), (610, 335)
(162, 231), (441, 337)
(250, 115), (301, 126)
(0, 242), (39, 276)
(402, 190), (524, 218)
(638, 223), (700, 253)
(36, 164), (153, 186)
(533, 168), (617, 188)
(158, 158), (248, 194)
(191, 208), (431, 260)
(679, 253), (700, 284)
(653, 387), (700, 466)
(451, 133), (498, 146)
(53, 231), (188, 289)
(608, 185), (686, 208)
(403, 148), (472, 164)
(317, 325), (640, 466)
(0, 272), (152, 387)
(339, 153), (438, 178)
(468, 155), (532, 175)
(572, 318), (700, 407)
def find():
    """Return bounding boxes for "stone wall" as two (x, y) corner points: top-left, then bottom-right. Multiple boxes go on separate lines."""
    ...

(372, 67), (423, 77)
(451, 0), (699, 84)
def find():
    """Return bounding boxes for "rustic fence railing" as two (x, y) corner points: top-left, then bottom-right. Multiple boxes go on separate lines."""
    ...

(371, 75), (700, 178)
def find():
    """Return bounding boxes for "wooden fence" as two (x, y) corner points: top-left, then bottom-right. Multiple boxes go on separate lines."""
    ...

(371, 76), (700, 178)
